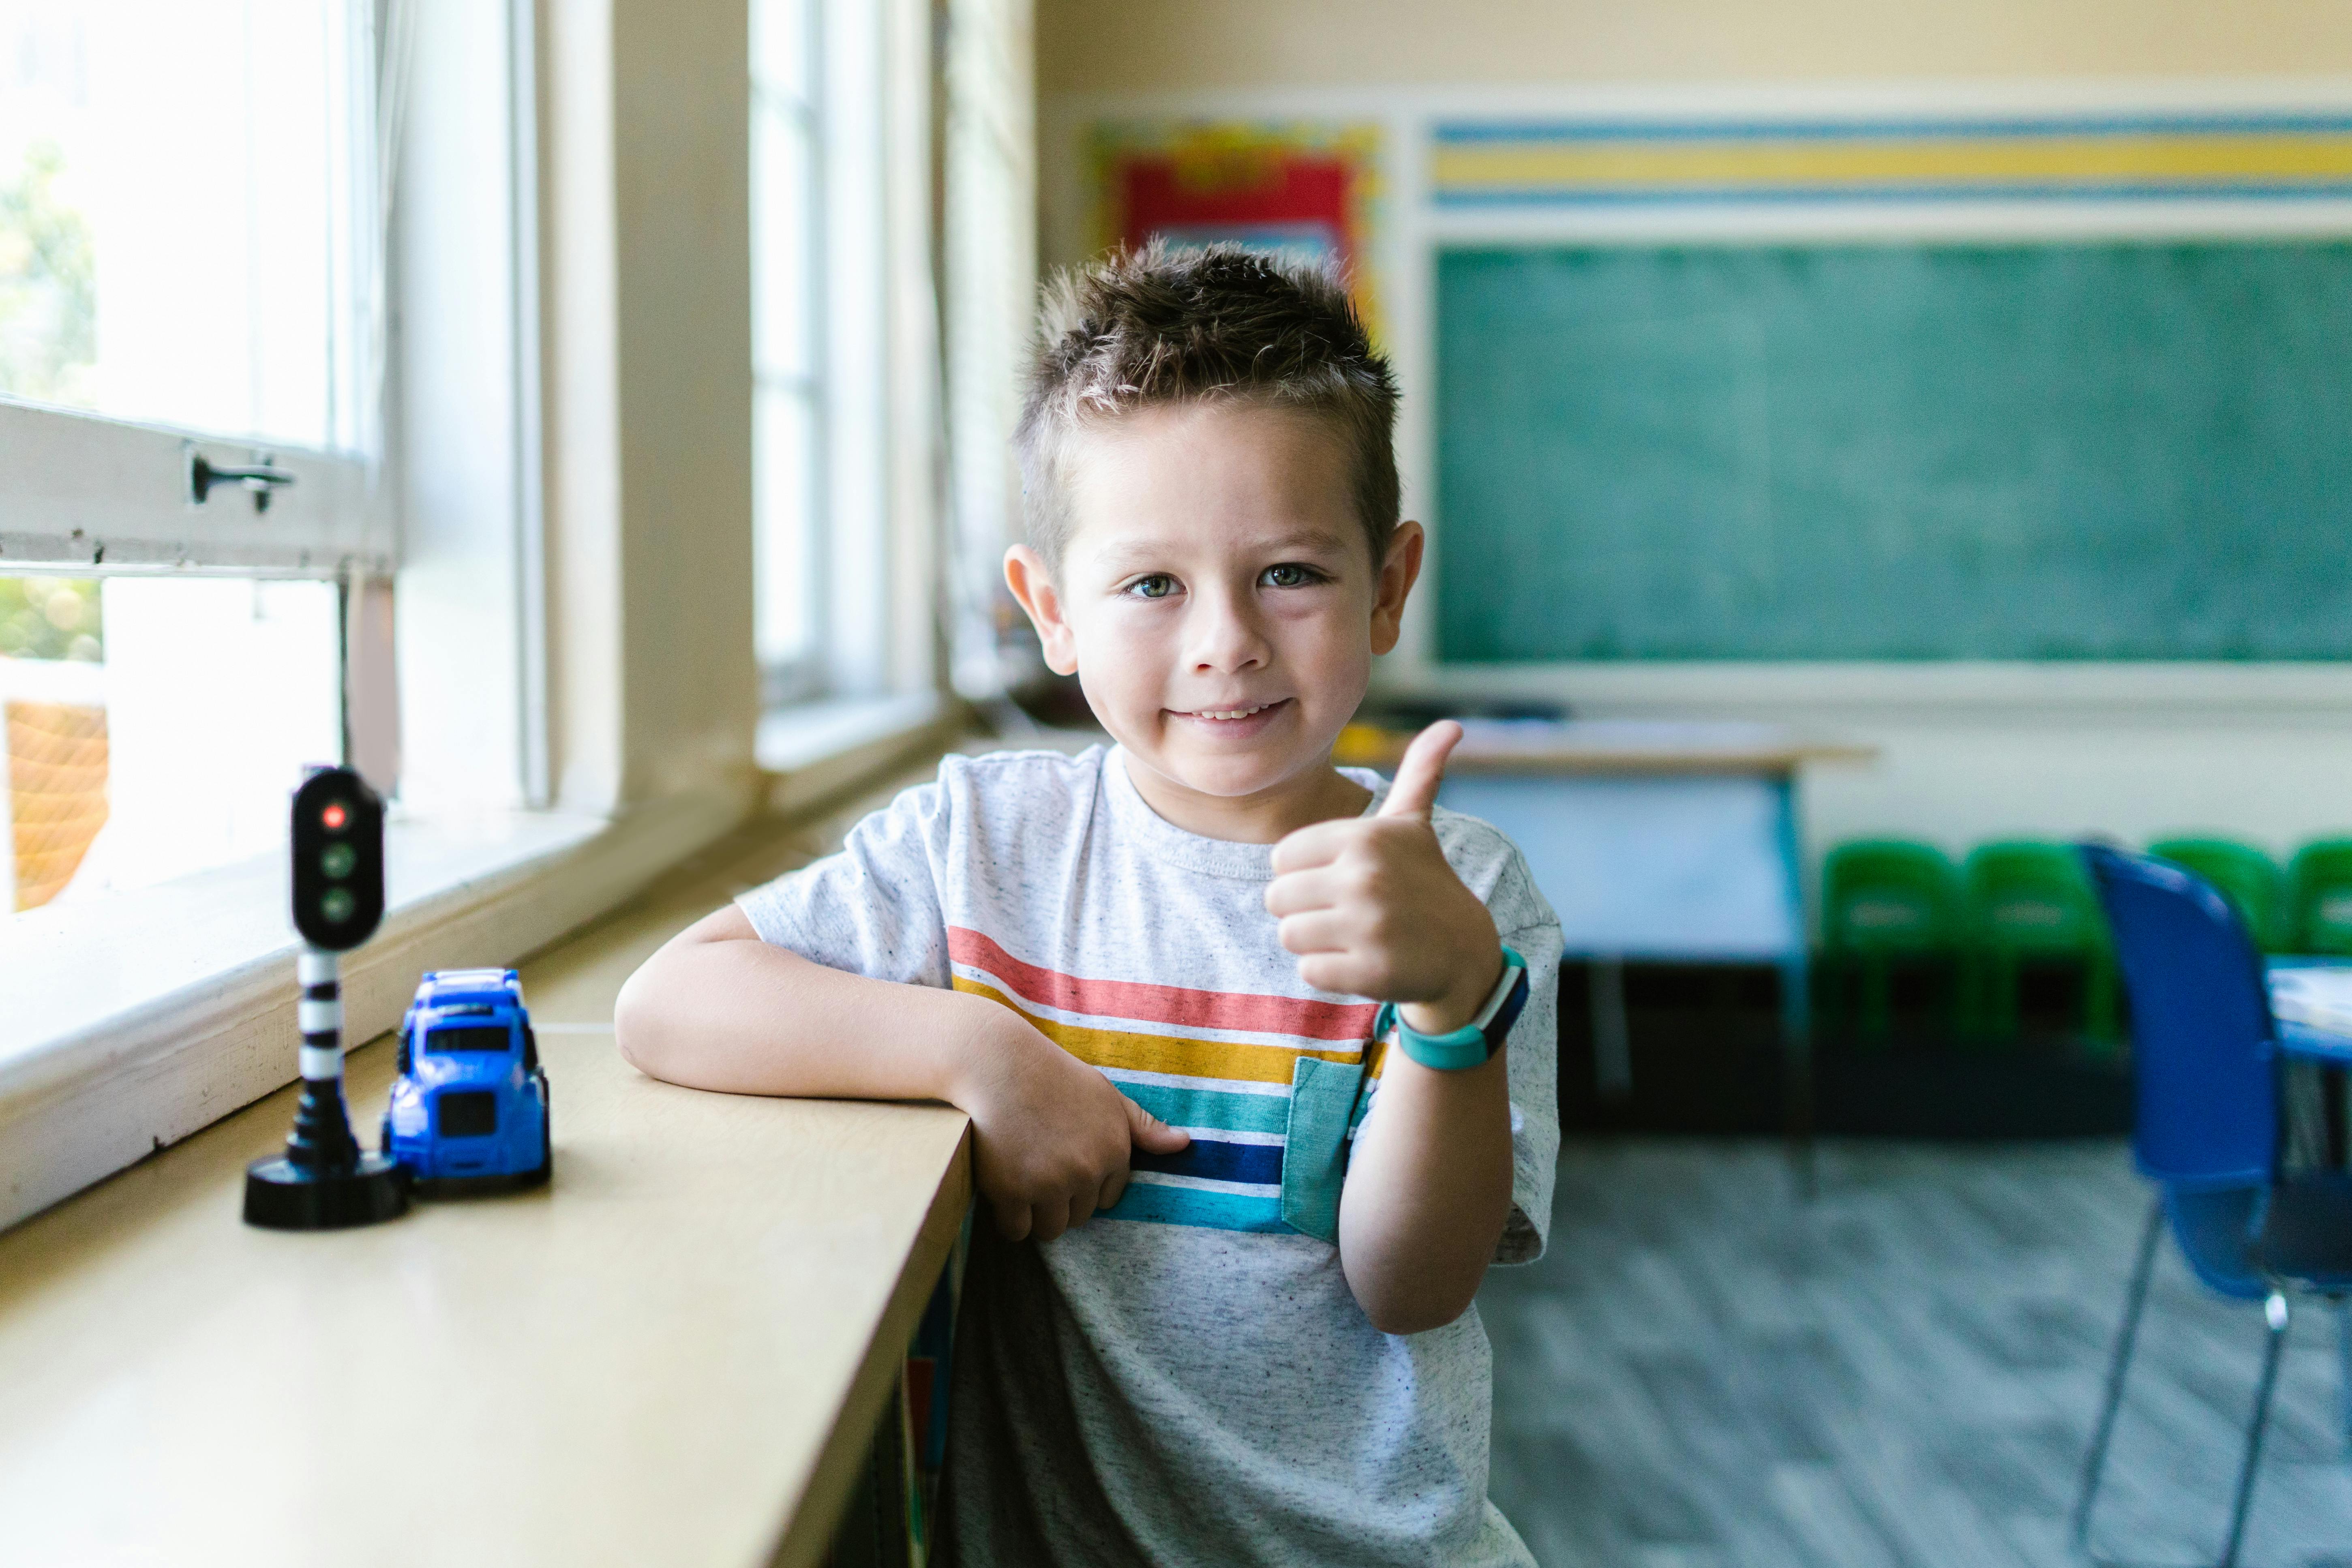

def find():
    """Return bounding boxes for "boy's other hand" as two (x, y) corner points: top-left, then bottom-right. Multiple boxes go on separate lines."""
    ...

(1265, 721), (1503, 1032)
(953, 1012), (1190, 1243)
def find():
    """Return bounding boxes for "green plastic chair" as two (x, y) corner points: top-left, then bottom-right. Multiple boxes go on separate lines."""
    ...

(1818, 839), (1962, 1042)
(1961, 840), (2121, 1046)
(2148, 836), (2288, 953)
(2288, 837), (2352, 957)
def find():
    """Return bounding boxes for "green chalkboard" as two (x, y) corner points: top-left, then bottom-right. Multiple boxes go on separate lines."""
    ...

(1435, 242), (2352, 661)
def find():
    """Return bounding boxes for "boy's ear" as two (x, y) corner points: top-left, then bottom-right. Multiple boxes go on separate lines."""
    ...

(1004, 544), (1080, 676)
(1369, 522), (1424, 657)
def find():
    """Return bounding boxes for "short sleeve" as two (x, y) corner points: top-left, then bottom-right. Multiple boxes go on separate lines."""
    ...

(733, 768), (957, 988)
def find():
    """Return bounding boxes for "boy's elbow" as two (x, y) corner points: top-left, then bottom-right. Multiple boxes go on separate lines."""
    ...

(1361, 1291), (1476, 1338)
(1347, 1267), (1483, 1337)
(611, 963), (672, 1079)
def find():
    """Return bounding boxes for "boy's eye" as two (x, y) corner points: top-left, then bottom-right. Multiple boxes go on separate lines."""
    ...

(1261, 563), (1324, 589)
(1123, 573), (1178, 600)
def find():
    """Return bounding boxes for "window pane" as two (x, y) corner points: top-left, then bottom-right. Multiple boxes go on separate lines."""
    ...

(754, 386), (817, 672)
(0, 574), (341, 915)
(752, 104), (815, 383)
(0, 0), (358, 451)
(751, 0), (810, 100)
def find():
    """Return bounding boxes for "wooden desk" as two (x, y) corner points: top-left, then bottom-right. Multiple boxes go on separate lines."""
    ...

(0, 803), (971, 1568)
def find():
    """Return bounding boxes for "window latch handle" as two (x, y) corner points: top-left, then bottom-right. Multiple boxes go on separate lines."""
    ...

(187, 449), (297, 513)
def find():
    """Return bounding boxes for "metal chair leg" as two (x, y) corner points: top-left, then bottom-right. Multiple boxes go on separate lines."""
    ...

(2338, 1296), (2351, 1451)
(2075, 1195), (2166, 1553)
(2217, 1292), (2289, 1568)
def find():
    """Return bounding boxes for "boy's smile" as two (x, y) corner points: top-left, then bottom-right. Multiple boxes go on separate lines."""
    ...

(1004, 401), (1422, 844)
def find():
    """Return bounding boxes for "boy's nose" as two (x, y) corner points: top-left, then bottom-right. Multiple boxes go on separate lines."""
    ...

(1184, 587), (1271, 673)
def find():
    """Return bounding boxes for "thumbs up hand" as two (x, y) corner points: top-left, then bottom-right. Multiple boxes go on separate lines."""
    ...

(1267, 721), (1504, 1032)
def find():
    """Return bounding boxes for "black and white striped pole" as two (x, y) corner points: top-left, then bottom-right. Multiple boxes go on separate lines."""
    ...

(242, 766), (409, 1230)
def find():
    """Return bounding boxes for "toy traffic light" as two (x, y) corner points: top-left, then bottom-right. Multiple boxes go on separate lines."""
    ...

(242, 766), (410, 1230)
(289, 768), (385, 949)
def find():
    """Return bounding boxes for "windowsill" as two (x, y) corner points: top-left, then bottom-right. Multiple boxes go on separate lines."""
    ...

(758, 690), (953, 815)
(0, 790), (743, 1232)
(0, 697), (965, 1234)
(3, 808), (603, 1072)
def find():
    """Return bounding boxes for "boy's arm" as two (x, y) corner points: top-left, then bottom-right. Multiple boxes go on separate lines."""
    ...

(1332, 1008), (1516, 1337)
(1266, 722), (1520, 1335)
(615, 906), (1186, 1241)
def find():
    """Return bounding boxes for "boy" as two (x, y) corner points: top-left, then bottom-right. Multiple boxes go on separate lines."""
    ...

(615, 243), (1562, 1566)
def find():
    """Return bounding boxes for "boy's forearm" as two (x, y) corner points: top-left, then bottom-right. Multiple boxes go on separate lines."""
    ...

(1336, 1050), (1515, 1336)
(615, 923), (997, 1104)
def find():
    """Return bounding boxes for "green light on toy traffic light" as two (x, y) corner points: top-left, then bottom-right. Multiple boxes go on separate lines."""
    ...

(320, 888), (356, 924)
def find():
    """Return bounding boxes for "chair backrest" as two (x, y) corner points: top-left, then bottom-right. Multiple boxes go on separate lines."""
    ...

(1821, 839), (1961, 953)
(2080, 844), (2276, 1189)
(1965, 840), (2110, 954)
(2148, 835), (2287, 951)
(2288, 836), (2352, 956)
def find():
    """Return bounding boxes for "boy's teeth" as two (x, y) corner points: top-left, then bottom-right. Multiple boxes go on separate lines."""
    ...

(1199, 704), (1269, 720)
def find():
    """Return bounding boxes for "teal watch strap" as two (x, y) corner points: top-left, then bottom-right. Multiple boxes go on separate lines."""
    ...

(1374, 945), (1529, 1072)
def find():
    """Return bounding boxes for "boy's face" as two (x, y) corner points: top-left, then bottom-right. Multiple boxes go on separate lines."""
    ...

(1005, 402), (1420, 817)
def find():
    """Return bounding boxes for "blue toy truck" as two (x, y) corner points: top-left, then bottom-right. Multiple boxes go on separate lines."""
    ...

(382, 969), (551, 1191)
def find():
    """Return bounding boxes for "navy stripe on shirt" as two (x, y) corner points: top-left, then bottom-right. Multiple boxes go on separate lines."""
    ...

(1130, 1137), (1283, 1187)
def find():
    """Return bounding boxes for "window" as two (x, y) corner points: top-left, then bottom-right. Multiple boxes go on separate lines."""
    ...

(0, 0), (371, 450)
(0, 575), (340, 913)
(940, 0), (1035, 704)
(752, 0), (825, 704)
(750, 0), (934, 711)
(0, 0), (390, 915)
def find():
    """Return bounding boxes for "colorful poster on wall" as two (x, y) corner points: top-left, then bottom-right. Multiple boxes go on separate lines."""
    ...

(1083, 122), (1386, 343)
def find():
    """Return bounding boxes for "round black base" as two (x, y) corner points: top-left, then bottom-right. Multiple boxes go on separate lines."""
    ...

(242, 1152), (410, 1230)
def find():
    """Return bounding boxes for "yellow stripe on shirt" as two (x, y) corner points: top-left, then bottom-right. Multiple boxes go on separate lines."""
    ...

(954, 977), (1368, 1086)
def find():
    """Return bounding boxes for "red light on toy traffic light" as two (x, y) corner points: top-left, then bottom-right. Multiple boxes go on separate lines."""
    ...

(321, 803), (348, 830)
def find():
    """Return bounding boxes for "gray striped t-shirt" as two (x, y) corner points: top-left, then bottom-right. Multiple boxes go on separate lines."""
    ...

(737, 745), (1562, 1566)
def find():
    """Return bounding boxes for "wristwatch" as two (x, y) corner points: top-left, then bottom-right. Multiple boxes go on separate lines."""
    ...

(1373, 945), (1531, 1072)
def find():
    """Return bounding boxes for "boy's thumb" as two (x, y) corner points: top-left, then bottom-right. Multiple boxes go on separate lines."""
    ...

(1125, 1097), (1191, 1153)
(1379, 720), (1462, 822)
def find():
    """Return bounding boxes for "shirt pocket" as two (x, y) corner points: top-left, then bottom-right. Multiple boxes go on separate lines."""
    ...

(1280, 1056), (1365, 1243)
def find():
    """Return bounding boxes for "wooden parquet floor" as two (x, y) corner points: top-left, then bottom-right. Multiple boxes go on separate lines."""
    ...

(1480, 1140), (2352, 1568)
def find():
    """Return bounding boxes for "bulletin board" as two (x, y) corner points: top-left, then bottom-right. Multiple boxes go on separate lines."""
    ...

(1079, 121), (1387, 343)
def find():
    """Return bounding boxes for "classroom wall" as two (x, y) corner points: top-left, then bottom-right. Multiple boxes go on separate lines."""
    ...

(1039, 1), (2352, 884)
(1036, 0), (2352, 90)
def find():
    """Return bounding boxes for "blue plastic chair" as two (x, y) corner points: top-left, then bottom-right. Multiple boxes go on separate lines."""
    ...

(2074, 844), (2352, 1568)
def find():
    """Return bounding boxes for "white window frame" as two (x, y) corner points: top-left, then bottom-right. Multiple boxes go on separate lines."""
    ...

(0, 403), (388, 576)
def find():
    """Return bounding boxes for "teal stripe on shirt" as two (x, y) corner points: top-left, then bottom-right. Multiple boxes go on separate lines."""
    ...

(1114, 1080), (1292, 1139)
(1105, 1180), (1287, 1232)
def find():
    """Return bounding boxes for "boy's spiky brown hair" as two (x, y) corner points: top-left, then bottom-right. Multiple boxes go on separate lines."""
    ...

(1014, 241), (1401, 569)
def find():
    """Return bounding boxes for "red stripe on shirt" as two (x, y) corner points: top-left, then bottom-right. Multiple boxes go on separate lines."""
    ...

(947, 926), (1377, 1042)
